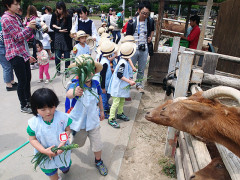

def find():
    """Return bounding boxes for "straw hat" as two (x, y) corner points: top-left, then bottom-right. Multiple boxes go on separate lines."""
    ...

(108, 25), (114, 30)
(122, 35), (136, 43)
(75, 30), (89, 41)
(97, 27), (106, 35)
(68, 54), (103, 73)
(96, 37), (111, 54)
(119, 42), (136, 59)
(99, 40), (118, 57)
(86, 36), (96, 50)
(101, 32), (113, 39)
(101, 22), (107, 26)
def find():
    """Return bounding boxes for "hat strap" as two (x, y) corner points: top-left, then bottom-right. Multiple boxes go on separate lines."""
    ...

(121, 48), (134, 57)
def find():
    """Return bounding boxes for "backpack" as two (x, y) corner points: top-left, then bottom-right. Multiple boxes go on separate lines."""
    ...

(117, 17), (123, 29)
(65, 78), (79, 113)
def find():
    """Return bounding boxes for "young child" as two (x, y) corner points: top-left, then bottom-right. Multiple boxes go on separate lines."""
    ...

(98, 40), (118, 118)
(66, 54), (108, 176)
(40, 24), (52, 60)
(36, 40), (50, 84)
(107, 42), (136, 128)
(27, 88), (72, 180)
(73, 30), (90, 57)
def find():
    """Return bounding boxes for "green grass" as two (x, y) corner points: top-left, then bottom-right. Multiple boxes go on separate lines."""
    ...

(159, 157), (177, 178)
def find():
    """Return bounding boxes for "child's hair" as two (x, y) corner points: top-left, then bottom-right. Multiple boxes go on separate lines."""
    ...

(190, 15), (200, 25)
(31, 88), (60, 116)
(77, 6), (89, 16)
(35, 40), (43, 49)
(2, 0), (21, 9)
(26, 5), (38, 19)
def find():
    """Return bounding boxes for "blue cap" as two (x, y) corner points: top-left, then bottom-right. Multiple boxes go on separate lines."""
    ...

(117, 12), (122, 17)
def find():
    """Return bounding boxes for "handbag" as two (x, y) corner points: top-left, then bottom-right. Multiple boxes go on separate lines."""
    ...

(148, 41), (154, 56)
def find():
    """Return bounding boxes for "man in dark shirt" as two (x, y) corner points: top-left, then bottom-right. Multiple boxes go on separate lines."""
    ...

(181, 15), (200, 49)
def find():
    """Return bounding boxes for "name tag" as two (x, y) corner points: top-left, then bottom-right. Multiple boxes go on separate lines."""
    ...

(59, 132), (68, 142)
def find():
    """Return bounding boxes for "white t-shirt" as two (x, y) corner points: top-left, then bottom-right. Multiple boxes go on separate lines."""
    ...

(41, 14), (53, 32)
(40, 33), (51, 48)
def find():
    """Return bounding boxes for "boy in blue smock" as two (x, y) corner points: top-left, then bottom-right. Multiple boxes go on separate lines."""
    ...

(98, 40), (118, 117)
(66, 54), (108, 176)
(107, 42), (136, 128)
(72, 30), (90, 57)
(27, 88), (72, 180)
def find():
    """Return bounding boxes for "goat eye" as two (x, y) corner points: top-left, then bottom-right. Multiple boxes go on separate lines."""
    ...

(216, 164), (224, 169)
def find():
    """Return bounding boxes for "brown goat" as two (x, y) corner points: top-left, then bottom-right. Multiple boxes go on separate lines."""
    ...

(190, 157), (231, 180)
(145, 87), (240, 158)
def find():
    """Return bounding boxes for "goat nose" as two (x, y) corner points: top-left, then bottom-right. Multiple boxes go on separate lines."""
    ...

(146, 112), (150, 114)
(190, 175), (196, 180)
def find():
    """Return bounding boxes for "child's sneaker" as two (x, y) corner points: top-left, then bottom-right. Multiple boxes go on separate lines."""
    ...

(45, 80), (49, 84)
(117, 113), (130, 121)
(108, 118), (120, 128)
(38, 79), (43, 83)
(96, 160), (108, 176)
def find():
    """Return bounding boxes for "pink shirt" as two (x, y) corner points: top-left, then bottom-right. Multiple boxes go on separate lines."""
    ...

(1, 12), (33, 61)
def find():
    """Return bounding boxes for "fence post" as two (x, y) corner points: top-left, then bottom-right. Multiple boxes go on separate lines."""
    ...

(202, 52), (219, 74)
(165, 51), (195, 157)
(168, 37), (180, 75)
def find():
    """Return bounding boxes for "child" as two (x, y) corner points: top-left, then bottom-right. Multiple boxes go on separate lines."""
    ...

(40, 24), (52, 60)
(36, 40), (50, 84)
(73, 30), (90, 57)
(107, 42), (136, 128)
(99, 40), (118, 118)
(27, 88), (72, 180)
(67, 54), (108, 176)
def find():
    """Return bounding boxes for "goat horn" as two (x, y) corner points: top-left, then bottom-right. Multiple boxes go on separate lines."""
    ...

(202, 86), (240, 104)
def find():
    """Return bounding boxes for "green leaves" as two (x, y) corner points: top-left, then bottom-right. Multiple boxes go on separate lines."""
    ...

(31, 144), (79, 170)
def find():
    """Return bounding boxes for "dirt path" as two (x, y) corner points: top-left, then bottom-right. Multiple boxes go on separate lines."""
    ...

(118, 83), (176, 180)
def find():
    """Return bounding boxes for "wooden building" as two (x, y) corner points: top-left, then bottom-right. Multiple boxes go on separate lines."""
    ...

(213, 0), (240, 57)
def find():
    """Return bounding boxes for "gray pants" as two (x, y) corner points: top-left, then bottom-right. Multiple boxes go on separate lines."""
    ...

(131, 47), (149, 87)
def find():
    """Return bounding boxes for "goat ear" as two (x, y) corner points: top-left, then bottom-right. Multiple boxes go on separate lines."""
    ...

(180, 101), (213, 117)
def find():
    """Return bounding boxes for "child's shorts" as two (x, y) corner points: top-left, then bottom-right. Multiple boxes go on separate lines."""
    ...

(41, 160), (72, 176)
(75, 126), (103, 152)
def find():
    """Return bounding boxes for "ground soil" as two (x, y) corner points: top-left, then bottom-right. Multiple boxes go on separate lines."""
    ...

(118, 82), (176, 180)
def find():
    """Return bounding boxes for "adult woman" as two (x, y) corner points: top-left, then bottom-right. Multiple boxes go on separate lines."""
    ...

(0, 11), (18, 91)
(41, 6), (55, 56)
(24, 5), (38, 70)
(50, 1), (72, 76)
(2, 0), (36, 113)
(73, 6), (98, 41)
(110, 9), (121, 44)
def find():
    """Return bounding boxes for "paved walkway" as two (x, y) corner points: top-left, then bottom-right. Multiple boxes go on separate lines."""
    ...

(0, 20), (143, 180)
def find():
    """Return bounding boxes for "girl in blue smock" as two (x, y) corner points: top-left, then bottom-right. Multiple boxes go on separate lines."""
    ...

(27, 88), (72, 180)
(72, 30), (90, 57)
(107, 42), (136, 128)
(66, 54), (108, 176)
(98, 40), (118, 117)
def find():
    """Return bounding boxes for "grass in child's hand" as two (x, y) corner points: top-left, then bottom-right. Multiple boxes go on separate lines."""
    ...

(31, 144), (79, 170)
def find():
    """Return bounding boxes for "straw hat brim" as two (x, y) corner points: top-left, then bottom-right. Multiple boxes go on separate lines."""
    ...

(120, 44), (136, 59)
(68, 60), (103, 73)
(86, 37), (96, 50)
(74, 34), (89, 41)
(97, 43), (118, 56)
